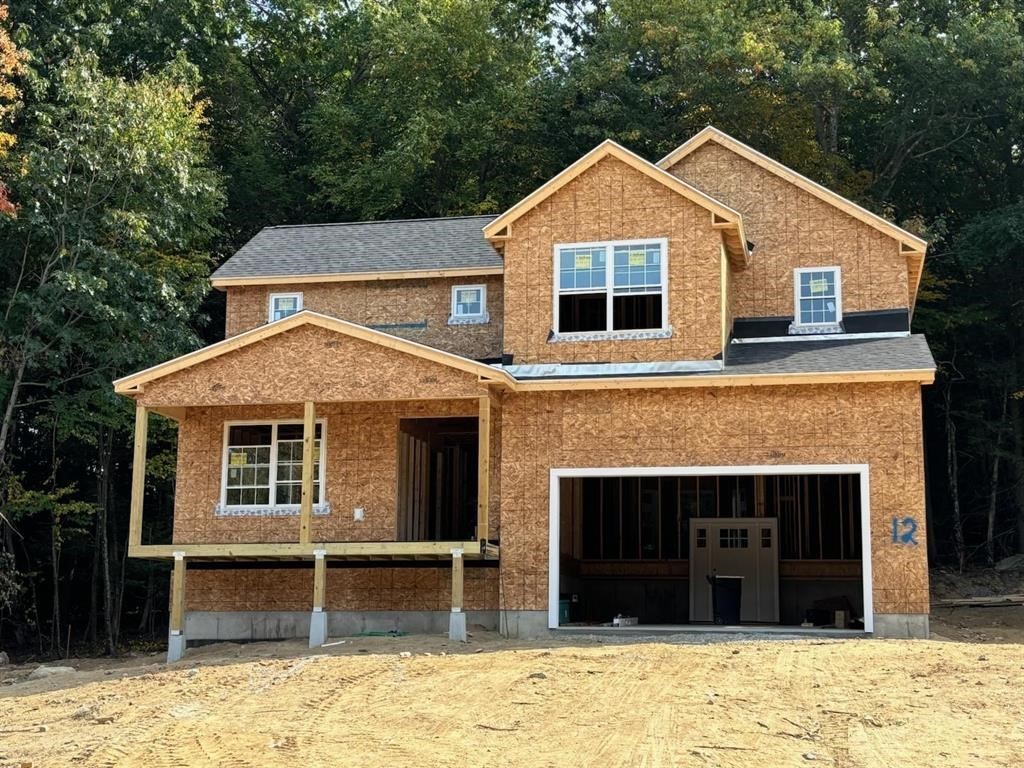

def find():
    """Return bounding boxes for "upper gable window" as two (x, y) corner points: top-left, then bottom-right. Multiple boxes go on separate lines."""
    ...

(269, 292), (303, 322)
(555, 239), (667, 335)
(449, 284), (488, 324)
(793, 267), (842, 329)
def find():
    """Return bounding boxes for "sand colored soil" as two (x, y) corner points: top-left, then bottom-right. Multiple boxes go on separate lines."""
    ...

(1, 633), (1022, 767)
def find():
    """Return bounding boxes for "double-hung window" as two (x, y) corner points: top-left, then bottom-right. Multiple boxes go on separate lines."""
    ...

(222, 421), (324, 510)
(268, 292), (303, 322)
(449, 284), (488, 324)
(793, 267), (841, 328)
(555, 238), (667, 334)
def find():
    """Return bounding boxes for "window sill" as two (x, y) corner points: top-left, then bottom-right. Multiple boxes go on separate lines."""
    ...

(549, 326), (673, 343)
(447, 313), (489, 326)
(214, 503), (332, 518)
(788, 322), (843, 335)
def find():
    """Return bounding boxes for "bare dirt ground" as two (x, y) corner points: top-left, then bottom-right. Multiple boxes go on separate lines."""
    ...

(1, 622), (1022, 768)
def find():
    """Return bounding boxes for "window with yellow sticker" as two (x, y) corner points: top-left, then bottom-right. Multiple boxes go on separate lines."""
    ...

(223, 421), (324, 508)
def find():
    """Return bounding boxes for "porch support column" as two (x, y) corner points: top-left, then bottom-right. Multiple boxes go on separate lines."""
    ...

(448, 548), (467, 642)
(299, 401), (316, 545)
(476, 394), (490, 543)
(167, 551), (187, 663)
(128, 405), (149, 551)
(309, 549), (328, 648)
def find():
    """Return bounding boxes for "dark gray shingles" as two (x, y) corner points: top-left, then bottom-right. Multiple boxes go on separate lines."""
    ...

(723, 335), (935, 375)
(211, 215), (501, 280)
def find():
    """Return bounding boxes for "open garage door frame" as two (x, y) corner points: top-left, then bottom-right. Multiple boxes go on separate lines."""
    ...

(547, 464), (873, 633)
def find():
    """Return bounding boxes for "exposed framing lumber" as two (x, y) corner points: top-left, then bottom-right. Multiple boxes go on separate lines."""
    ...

(299, 401), (316, 544)
(128, 405), (149, 548)
(312, 549), (326, 610)
(451, 548), (464, 611)
(129, 539), (486, 560)
(169, 552), (186, 634)
(477, 394), (490, 543)
(210, 266), (503, 289)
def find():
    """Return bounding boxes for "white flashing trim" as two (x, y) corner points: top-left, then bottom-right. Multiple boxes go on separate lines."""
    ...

(501, 360), (723, 379)
(451, 607), (462, 613)
(313, 606), (323, 613)
(547, 464), (873, 635)
(172, 551), (185, 561)
(731, 331), (911, 344)
(170, 629), (183, 636)
(450, 547), (464, 558)
(313, 549), (327, 559)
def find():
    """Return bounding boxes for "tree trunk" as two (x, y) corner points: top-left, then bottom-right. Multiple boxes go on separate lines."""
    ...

(88, 520), (100, 645)
(50, 516), (61, 657)
(814, 103), (839, 155)
(944, 385), (966, 571)
(1011, 396), (1024, 555)
(97, 425), (117, 656)
(0, 353), (26, 480)
(986, 389), (1009, 565)
(137, 564), (154, 635)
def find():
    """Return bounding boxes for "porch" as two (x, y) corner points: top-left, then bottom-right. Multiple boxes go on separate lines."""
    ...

(115, 313), (509, 659)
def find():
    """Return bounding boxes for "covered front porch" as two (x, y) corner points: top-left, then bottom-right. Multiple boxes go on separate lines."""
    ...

(114, 312), (509, 659)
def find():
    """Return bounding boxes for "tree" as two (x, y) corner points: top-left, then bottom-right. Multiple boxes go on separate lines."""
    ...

(0, 3), (26, 214)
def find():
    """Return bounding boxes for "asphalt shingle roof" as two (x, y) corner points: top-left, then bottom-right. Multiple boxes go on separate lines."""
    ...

(723, 335), (935, 375)
(211, 215), (502, 280)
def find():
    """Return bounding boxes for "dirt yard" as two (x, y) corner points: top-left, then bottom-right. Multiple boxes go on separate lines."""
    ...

(1, 627), (1022, 768)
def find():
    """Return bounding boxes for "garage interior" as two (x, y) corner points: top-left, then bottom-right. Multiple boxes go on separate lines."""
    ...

(557, 473), (864, 629)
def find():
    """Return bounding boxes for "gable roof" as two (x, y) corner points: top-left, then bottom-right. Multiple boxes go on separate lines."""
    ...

(113, 310), (513, 394)
(210, 215), (503, 287)
(483, 139), (750, 266)
(658, 127), (927, 252)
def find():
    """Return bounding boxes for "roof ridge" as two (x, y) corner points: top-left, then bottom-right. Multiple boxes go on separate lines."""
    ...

(264, 214), (498, 231)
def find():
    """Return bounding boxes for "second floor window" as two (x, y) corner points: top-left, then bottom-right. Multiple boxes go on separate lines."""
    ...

(794, 267), (841, 327)
(451, 284), (487, 320)
(269, 292), (303, 322)
(555, 239), (667, 334)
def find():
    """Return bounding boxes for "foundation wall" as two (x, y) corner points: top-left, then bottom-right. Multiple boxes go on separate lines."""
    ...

(497, 382), (929, 617)
(502, 155), (724, 364)
(225, 275), (504, 360)
(666, 142), (911, 321)
(171, 398), (500, 544)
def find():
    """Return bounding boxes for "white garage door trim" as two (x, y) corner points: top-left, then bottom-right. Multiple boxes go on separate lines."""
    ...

(547, 464), (873, 633)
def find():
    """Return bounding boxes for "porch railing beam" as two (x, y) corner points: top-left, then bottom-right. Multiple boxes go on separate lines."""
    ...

(477, 393), (490, 543)
(128, 404), (149, 548)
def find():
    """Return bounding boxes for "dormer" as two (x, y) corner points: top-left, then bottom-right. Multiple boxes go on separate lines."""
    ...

(485, 140), (749, 366)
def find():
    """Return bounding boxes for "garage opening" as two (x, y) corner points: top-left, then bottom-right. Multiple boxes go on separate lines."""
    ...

(397, 418), (477, 541)
(555, 472), (865, 630)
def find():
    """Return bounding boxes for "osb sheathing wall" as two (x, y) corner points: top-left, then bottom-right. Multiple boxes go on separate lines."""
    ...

(666, 142), (910, 319)
(171, 399), (501, 544)
(502, 155), (724, 364)
(185, 566), (498, 613)
(497, 382), (929, 617)
(136, 324), (489, 408)
(225, 276), (504, 360)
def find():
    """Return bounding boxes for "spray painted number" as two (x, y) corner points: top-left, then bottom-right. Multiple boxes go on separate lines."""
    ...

(891, 517), (918, 546)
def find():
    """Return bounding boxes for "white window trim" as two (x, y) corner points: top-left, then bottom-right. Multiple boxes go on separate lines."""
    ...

(552, 238), (669, 338)
(792, 266), (842, 328)
(449, 284), (488, 324)
(268, 292), (303, 323)
(219, 419), (327, 512)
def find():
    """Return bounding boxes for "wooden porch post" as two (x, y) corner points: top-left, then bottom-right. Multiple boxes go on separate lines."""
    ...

(309, 548), (328, 647)
(299, 401), (316, 545)
(128, 404), (149, 550)
(168, 551), (187, 662)
(449, 547), (467, 641)
(477, 394), (490, 543)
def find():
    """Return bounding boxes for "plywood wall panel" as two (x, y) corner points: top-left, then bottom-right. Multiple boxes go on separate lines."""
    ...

(497, 382), (929, 616)
(502, 155), (724, 364)
(171, 399), (484, 545)
(225, 275), (503, 361)
(667, 142), (911, 320)
(138, 324), (488, 408)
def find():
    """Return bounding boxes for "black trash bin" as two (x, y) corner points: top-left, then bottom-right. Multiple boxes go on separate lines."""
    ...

(706, 574), (743, 625)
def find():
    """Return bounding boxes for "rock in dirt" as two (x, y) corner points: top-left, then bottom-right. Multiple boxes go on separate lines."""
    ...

(528, 672), (547, 680)
(0, 651), (9, 666)
(28, 666), (75, 680)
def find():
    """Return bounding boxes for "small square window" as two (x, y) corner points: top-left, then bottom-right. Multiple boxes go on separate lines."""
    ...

(793, 267), (841, 327)
(719, 528), (749, 549)
(269, 293), (303, 322)
(450, 285), (487, 321)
